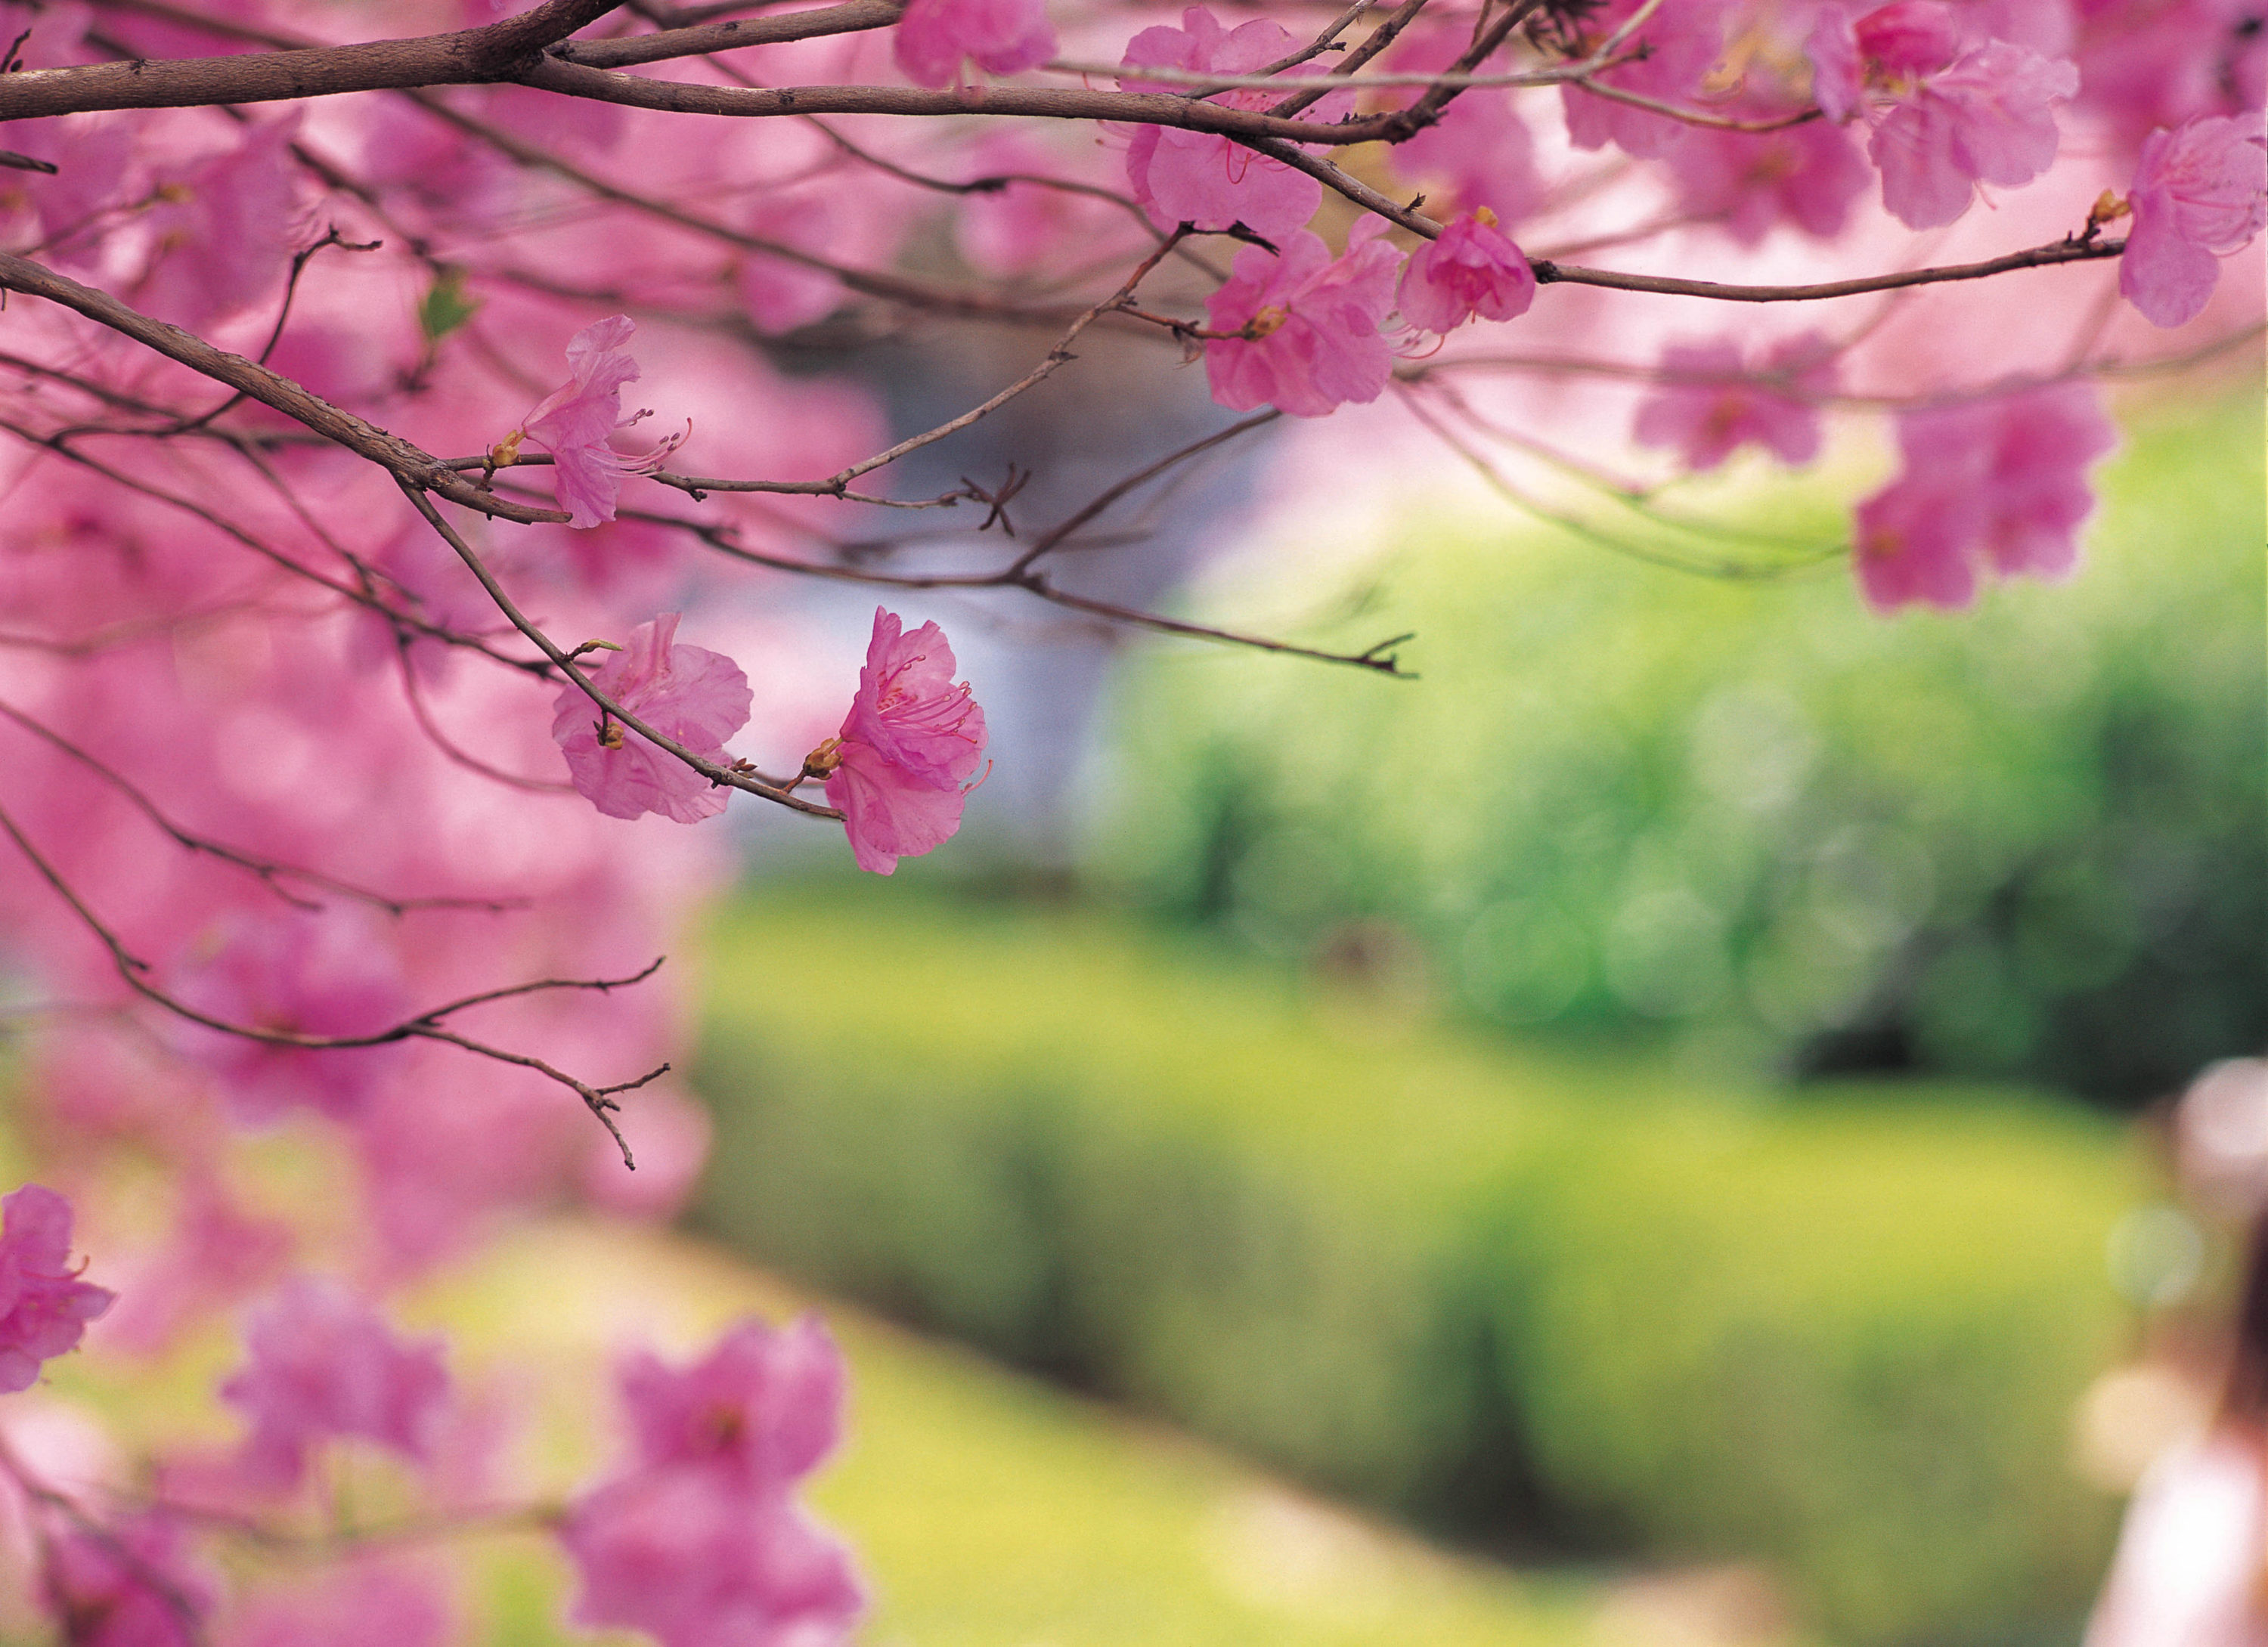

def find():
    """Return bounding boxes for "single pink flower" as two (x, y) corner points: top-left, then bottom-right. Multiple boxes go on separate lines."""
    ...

(1664, 118), (1873, 245)
(1808, 2), (2079, 228)
(0, 1184), (114, 1392)
(1397, 209), (1535, 335)
(894, 0), (1054, 87)
(1633, 333), (1836, 472)
(559, 1316), (863, 1647)
(618, 1314), (844, 1484)
(1853, 382), (2118, 613)
(2120, 113), (2268, 327)
(820, 608), (987, 875)
(217, 1277), (450, 1490)
(551, 613), (753, 825)
(1117, 8), (1349, 239)
(516, 315), (685, 529)
(1204, 224), (1402, 417)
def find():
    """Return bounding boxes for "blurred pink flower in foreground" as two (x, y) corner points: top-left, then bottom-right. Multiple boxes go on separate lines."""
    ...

(1854, 382), (2117, 613)
(218, 1277), (450, 1490)
(821, 607), (988, 875)
(0, 1184), (114, 1392)
(516, 315), (686, 529)
(894, 0), (1055, 87)
(1205, 224), (1402, 418)
(552, 613), (754, 824)
(2119, 113), (2268, 327)
(225, 1557), (453, 1647)
(1633, 333), (1836, 472)
(1808, 1), (2078, 228)
(1398, 209), (1535, 336)
(560, 1316), (863, 1647)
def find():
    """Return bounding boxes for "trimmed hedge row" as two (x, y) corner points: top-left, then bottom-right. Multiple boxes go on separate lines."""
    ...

(694, 887), (2139, 1644)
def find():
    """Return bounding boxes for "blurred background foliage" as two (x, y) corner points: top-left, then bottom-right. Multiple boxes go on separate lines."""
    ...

(1085, 393), (2266, 1102)
(696, 890), (2139, 1646)
(692, 387), (2263, 1645)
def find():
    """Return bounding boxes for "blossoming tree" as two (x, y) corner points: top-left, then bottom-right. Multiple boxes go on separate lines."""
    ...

(0, 0), (2261, 1636)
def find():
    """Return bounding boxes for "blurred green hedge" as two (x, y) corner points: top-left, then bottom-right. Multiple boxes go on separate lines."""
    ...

(1085, 395), (2265, 1101)
(696, 889), (2138, 1645)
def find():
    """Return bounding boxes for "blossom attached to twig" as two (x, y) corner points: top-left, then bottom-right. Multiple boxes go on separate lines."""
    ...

(2118, 113), (2268, 328)
(1808, 2), (2078, 229)
(552, 615), (754, 825)
(511, 315), (686, 530)
(1205, 224), (1402, 418)
(811, 608), (988, 876)
(1398, 209), (1535, 336)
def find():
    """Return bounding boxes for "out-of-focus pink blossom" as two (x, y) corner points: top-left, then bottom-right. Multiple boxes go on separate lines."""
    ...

(618, 1314), (844, 1483)
(1380, 28), (1545, 223)
(137, 117), (300, 326)
(101, 1179), (293, 1356)
(1398, 210), (1535, 335)
(559, 1316), (862, 1647)
(2119, 113), (2268, 327)
(40, 1510), (215, 1647)
(894, 0), (1055, 87)
(1204, 225), (1402, 417)
(1633, 333), (1836, 471)
(1118, 8), (1348, 238)
(1853, 382), (2118, 612)
(223, 1557), (451, 1647)
(1563, 0), (1736, 158)
(1665, 119), (1873, 244)
(0, 1184), (114, 1392)
(169, 911), (411, 1124)
(516, 315), (685, 529)
(551, 613), (753, 825)
(821, 608), (987, 875)
(217, 1277), (449, 1490)
(1808, 2), (2079, 228)
(562, 1463), (864, 1647)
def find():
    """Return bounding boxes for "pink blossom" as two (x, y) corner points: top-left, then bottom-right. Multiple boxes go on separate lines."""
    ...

(821, 608), (987, 875)
(137, 117), (300, 327)
(2119, 113), (2268, 327)
(559, 1316), (863, 1647)
(894, 0), (1055, 87)
(1204, 225), (1402, 417)
(1664, 119), (1873, 245)
(1808, 3), (2080, 228)
(40, 1511), (216, 1647)
(618, 1314), (844, 1484)
(551, 613), (753, 825)
(168, 910), (411, 1124)
(1633, 333), (1836, 471)
(1118, 8), (1349, 239)
(1397, 209), (1535, 335)
(0, 1184), (114, 1392)
(1562, 0), (1737, 159)
(516, 315), (684, 529)
(217, 1277), (450, 1490)
(1380, 27), (1545, 223)
(1853, 382), (2118, 613)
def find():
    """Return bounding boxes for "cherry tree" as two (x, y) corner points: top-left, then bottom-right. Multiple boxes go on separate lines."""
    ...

(0, 0), (2261, 1636)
